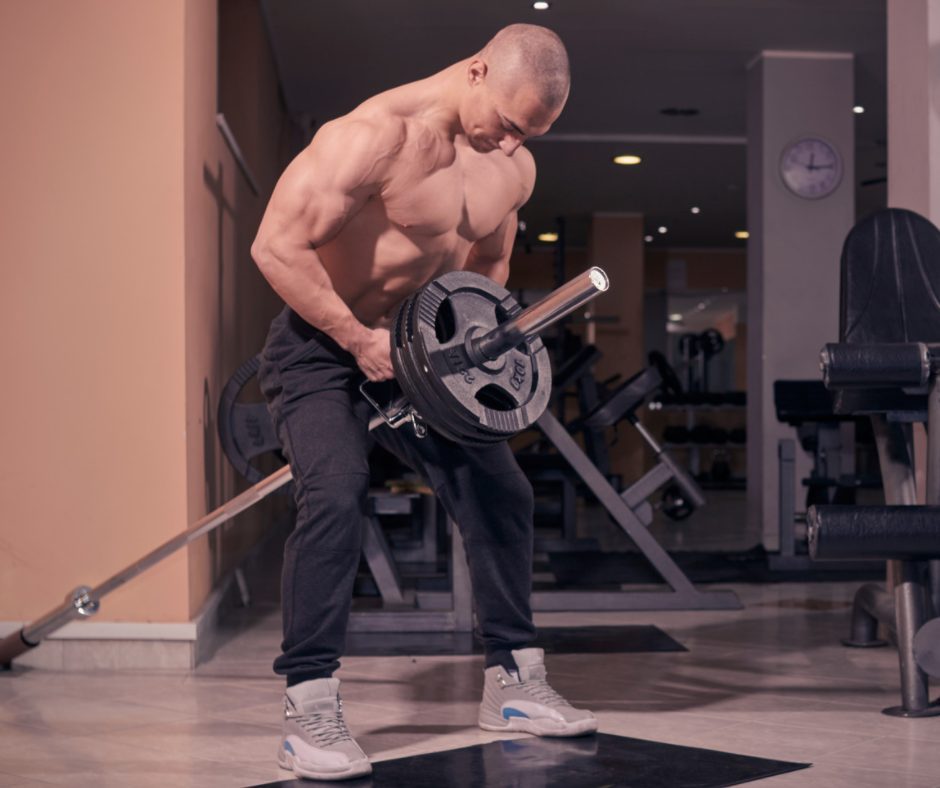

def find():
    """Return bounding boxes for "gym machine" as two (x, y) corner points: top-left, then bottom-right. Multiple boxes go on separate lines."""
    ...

(811, 342), (940, 716)
(805, 207), (940, 716)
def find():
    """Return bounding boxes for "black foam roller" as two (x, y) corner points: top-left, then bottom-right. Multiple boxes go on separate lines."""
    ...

(808, 505), (940, 560)
(821, 343), (929, 389)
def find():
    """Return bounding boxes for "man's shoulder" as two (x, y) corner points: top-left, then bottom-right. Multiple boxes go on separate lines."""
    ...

(314, 110), (408, 158)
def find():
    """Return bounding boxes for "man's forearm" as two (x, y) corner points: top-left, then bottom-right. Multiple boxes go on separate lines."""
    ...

(252, 244), (371, 352)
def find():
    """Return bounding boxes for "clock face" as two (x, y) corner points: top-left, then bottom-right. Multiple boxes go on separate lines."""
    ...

(779, 137), (843, 199)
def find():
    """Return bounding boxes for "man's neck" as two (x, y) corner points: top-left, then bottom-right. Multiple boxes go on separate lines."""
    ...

(411, 60), (469, 141)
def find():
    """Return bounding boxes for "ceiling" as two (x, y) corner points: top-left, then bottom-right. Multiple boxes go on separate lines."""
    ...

(259, 0), (887, 250)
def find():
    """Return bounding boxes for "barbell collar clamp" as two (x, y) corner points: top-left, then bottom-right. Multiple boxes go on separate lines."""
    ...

(358, 384), (419, 433)
(72, 586), (100, 617)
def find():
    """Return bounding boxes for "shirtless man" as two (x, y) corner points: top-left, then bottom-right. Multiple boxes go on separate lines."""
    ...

(252, 24), (596, 782)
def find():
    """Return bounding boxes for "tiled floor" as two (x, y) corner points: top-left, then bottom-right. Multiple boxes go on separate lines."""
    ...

(1, 496), (938, 786)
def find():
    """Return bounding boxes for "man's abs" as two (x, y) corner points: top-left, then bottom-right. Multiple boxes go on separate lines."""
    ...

(316, 199), (474, 328)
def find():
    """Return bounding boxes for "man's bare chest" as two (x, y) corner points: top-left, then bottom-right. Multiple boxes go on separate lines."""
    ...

(381, 152), (517, 241)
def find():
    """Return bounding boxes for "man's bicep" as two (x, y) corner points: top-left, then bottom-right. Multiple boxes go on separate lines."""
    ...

(261, 119), (393, 251)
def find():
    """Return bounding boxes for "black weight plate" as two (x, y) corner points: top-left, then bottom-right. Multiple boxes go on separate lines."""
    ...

(391, 271), (552, 445)
(217, 355), (289, 489)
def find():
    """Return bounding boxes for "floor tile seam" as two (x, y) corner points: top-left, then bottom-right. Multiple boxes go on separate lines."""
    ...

(802, 759), (940, 780)
(108, 714), (284, 736)
(182, 677), (281, 690)
(37, 724), (286, 766)
(0, 772), (56, 787)
(692, 717), (889, 744)
(635, 665), (905, 691)
(817, 729), (940, 755)
(594, 708), (786, 730)
(0, 710), (208, 740)
(597, 711), (742, 741)
(112, 693), (285, 716)
(813, 748), (940, 781)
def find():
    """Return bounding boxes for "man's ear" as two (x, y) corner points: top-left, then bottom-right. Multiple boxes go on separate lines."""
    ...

(467, 58), (488, 87)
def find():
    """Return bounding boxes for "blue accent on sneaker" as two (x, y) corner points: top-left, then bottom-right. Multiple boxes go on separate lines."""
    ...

(503, 707), (529, 720)
(283, 740), (295, 755)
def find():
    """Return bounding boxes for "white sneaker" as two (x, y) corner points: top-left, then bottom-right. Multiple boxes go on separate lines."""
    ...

(478, 648), (598, 737)
(277, 678), (372, 781)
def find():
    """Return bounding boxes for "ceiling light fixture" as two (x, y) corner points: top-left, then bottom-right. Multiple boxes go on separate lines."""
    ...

(690, 206), (701, 214)
(853, 105), (865, 114)
(613, 154), (642, 166)
(538, 232), (559, 243)
(660, 107), (700, 117)
(668, 313), (683, 322)
(532, 1), (550, 9)
(735, 230), (749, 239)
(644, 235), (654, 242)
(658, 226), (668, 234)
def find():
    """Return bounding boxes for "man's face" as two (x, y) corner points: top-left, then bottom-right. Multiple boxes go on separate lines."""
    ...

(465, 78), (561, 156)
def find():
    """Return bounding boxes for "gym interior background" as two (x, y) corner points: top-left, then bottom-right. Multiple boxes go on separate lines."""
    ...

(2, 1), (940, 786)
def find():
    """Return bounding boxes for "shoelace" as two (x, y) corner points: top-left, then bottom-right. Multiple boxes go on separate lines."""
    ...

(287, 699), (353, 747)
(513, 674), (568, 707)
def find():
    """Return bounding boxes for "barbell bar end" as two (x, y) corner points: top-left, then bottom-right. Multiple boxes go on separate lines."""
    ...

(588, 266), (610, 293)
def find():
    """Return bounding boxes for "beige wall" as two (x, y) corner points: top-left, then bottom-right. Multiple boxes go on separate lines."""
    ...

(0, 1), (189, 621)
(0, 1), (288, 625)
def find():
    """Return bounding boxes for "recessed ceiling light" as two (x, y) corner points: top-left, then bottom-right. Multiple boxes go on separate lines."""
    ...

(660, 107), (700, 117)
(613, 154), (642, 166)
(538, 232), (559, 242)
(735, 230), (749, 239)
(668, 313), (683, 322)
(690, 206), (701, 214)
(644, 235), (654, 242)
(517, 220), (527, 232)
(853, 105), (865, 114)
(532, 0), (550, 9)
(657, 226), (668, 234)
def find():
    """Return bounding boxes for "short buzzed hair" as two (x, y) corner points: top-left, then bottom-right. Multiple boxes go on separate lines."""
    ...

(480, 24), (570, 109)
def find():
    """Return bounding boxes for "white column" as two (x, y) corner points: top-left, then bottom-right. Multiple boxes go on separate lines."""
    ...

(887, 0), (940, 503)
(746, 52), (855, 548)
(887, 0), (940, 221)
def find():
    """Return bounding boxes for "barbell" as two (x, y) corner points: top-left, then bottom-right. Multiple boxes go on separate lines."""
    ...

(0, 266), (609, 668)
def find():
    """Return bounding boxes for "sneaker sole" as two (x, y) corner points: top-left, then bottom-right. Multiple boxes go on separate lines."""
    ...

(479, 716), (598, 737)
(278, 746), (372, 781)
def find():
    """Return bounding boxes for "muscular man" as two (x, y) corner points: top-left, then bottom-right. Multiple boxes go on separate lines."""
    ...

(252, 24), (596, 782)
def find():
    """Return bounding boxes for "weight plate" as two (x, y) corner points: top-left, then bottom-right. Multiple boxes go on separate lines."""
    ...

(391, 271), (552, 445)
(217, 355), (289, 491)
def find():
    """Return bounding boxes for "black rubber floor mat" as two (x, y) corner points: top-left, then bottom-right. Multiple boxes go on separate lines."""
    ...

(547, 546), (883, 586)
(252, 732), (810, 787)
(344, 625), (685, 657)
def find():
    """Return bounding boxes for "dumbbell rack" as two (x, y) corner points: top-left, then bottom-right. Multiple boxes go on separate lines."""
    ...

(653, 398), (746, 488)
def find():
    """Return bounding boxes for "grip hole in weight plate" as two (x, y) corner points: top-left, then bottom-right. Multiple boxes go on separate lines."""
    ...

(475, 384), (518, 411)
(434, 297), (457, 343)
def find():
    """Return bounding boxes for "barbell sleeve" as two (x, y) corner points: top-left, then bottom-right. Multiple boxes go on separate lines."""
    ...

(1, 413), (388, 669)
(469, 267), (609, 362)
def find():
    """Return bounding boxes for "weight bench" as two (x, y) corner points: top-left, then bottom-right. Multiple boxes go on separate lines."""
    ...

(811, 342), (940, 716)
(530, 362), (740, 611)
(806, 207), (940, 716)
